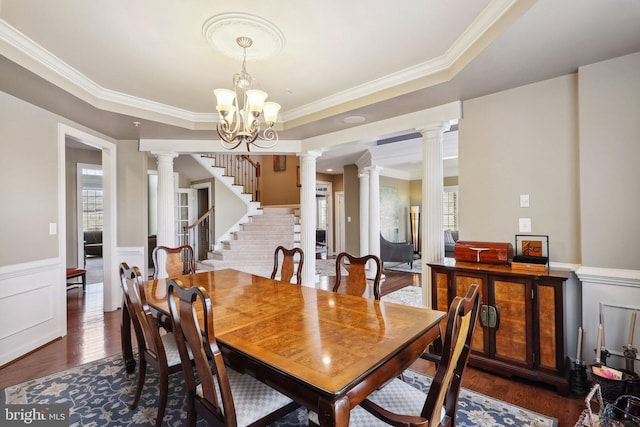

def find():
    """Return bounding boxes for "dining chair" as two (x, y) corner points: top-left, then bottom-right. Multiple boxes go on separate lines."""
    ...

(152, 244), (196, 279)
(333, 252), (383, 300)
(270, 246), (304, 284)
(349, 283), (480, 426)
(166, 278), (299, 427)
(119, 262), (189, 427)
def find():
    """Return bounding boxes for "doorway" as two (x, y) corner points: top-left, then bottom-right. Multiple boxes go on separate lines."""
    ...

(59, 124), (118, 322)
(75, 163), (104, 289)
(316, 181), (332, 258)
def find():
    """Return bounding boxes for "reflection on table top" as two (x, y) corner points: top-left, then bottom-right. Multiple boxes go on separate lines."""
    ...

(144, 269), (445, 396)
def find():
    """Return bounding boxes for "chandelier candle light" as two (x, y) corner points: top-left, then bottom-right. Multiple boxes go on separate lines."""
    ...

(214, 36), (280, 151)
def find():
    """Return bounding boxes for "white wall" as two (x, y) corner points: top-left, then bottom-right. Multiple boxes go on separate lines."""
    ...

(214, 179), (248, 243)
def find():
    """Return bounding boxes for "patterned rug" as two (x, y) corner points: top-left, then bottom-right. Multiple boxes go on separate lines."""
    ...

(3, 355), (557, 426)
(381, 285), (425, 308)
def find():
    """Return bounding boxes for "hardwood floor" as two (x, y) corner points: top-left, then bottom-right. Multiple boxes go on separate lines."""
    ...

(0, 268), (584, 425)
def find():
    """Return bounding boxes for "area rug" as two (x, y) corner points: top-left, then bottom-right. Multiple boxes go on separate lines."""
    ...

(385, 259), (422, 274)
(3, 354), (557, 426)
(382, 285), (425, 307)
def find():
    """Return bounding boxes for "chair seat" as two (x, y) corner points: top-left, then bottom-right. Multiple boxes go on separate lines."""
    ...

(308, 377), (443, 426)
(66, 268), (86, 278)
(160, 332), (183, 368)
(196, 368), (294, 426)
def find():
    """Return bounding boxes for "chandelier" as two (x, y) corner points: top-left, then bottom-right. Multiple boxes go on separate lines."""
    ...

(214, 36), (280, 151)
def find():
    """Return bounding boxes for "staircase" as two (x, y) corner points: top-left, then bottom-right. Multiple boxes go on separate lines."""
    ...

(199, 206), (299, 274)
(192, 154), (301, 274)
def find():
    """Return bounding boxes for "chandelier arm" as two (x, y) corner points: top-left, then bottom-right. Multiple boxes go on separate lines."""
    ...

(258, 128), (278, 142)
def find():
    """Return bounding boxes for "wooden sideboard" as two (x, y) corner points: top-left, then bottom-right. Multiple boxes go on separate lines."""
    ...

(427, 259), (573, 395)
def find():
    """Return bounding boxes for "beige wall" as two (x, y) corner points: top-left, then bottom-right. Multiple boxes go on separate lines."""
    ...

(459, 74), (580, 264)
(0, 92), (61, 265)
(578, 52), (640, 270)
(0, 91), (149, 267)
(116, 140), (148, 247)
(261, 154), (300, 206)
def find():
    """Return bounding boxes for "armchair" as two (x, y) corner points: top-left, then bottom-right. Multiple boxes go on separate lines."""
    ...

(380, 234), (414, 268)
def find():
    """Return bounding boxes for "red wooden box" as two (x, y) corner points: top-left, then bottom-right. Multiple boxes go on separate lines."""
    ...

(454, 241), (514, 265)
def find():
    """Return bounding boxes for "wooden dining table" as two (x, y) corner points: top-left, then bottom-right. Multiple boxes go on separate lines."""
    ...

(121, 269), (445, 427)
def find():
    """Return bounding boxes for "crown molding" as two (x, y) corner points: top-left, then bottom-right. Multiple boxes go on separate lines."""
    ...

(1, 0), (524, 128)
(283, 0), (526, 122)
(0, 19), (215, 126)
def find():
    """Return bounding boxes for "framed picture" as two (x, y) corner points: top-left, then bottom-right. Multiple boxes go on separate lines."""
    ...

(515, 234), (549, 258)
(273, 155), (286, 172)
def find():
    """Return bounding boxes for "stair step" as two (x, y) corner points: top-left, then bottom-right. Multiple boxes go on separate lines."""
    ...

(260, 207), (296, 215)
(231, 231), (294, 240)
(241, 224), (294, 233)
(210, 250), (276, 261)
(222, 239), (294, 249)
(250, 215), (295, 225)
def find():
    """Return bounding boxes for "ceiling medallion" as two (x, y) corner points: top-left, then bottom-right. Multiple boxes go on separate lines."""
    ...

(202, 13), (285, 62)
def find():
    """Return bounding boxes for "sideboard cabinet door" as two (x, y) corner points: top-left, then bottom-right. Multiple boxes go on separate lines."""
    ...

(490, 275), (533, 369)
(452, 271), (487, 356)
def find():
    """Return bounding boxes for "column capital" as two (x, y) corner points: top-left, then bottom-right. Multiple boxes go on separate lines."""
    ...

(296, 150), (322, 160)
(418, 121), (452, 139)
(364, 165), (383, 175)
(152, 151), (178, 161)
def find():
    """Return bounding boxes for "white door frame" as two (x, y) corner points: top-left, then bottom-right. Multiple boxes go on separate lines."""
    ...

(58, 124), (118, 318)
(316, 181), (333, 255)
(335, 191), (345, 254)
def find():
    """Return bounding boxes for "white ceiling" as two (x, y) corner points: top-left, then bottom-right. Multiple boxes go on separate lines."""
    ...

(2, 0), (640, 177)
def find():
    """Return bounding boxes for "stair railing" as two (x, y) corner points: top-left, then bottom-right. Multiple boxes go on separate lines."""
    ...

(201, 154), (261, 202)
(184, 206), (215, 258)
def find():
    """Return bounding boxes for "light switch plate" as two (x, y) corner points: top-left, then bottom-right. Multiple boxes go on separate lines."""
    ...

(518, 218), (532, 233)
(49, 222), (57, 235)
(520, 194), (530, 208)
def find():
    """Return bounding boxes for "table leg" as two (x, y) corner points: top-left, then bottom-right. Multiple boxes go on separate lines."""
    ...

(317, 396), (351, 426)
(120, 297), (136, 373)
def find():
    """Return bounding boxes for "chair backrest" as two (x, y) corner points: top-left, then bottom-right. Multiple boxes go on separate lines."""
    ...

(332, 252), (382, 300)
(152, 244), (196, 279)
(119, 262), (166, 362)
(270, 246), (304, 285)
(167, 278), (238, 426)
(422, 283), (480, 425)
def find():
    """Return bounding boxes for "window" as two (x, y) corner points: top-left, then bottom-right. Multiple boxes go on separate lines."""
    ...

(443, 188), (458, 230)
(82, 168), (103, 231)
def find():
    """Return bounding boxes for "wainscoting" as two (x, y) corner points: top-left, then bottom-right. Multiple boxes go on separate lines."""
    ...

(0, 258), (64, 366)
(577, 266), (640, 369)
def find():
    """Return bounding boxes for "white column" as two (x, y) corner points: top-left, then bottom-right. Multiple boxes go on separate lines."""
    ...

(367, 165), (383, 259)
(154, 151), (177, 279)
(358, 170), (370, 257)
(419, 123), (449, 306)
(298, 151), (321, 286)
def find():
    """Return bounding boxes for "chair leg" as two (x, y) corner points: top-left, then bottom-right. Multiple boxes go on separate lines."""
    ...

(155, 372), (169, 427)
(131, 358), (146, 410)
(184, 392), (196, 427)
